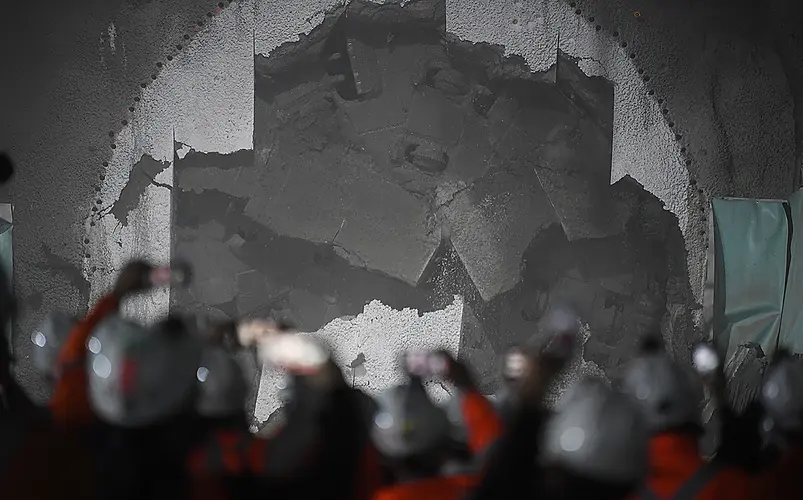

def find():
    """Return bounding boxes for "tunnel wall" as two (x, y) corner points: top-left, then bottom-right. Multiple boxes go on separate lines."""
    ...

(1, 0), (800, 410)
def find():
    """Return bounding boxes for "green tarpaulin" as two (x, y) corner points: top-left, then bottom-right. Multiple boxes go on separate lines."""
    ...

(710, 198), (789, 361)
(779, 189), (803, 353)
(0, 205), (11, 354)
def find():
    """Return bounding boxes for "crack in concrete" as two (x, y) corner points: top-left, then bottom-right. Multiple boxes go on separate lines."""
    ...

(110, 154), (170, 227)
(150, 179), (172, 190)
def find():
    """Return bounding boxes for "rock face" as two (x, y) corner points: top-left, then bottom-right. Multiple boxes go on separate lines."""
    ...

(169, 0), (694, 394)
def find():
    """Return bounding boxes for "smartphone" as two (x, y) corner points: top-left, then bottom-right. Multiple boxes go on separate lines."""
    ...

(149, 262), (192, 287)
(404, 350), (448, 378)
(260, 334), (328, 374)
(503, 350), (527, 381)
(692, 343), (719, 376)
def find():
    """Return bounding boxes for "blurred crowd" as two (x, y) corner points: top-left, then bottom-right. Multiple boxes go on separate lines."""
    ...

(0, 259), (802, 500)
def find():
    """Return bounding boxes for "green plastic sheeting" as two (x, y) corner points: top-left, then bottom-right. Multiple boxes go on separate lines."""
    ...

(0, 213), (12, 352)
(710, 198), (789, 361)
(779, 189), (803, 353)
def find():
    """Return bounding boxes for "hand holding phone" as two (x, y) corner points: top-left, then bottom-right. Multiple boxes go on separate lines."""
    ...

(149, 261), (192, 288)
(503, 349), (527, 381)
(692, 343), (720, 377)
(259, 333), (328, 375)
(404, 350), (448, 378)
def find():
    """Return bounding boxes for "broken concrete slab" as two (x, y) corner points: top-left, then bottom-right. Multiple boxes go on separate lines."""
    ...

(176, 165), (260, 199)
(430, 67), (471, 99)
(445, 112), (493, 184)
(339, 43), (427, 134)
(405, 135), (449, 173)
(174, 148), (255, 171)
(343, 0), (445, 31)
(245, 139), (440, 286)
(485, 96), (518, 146)
(174, 222), (250, 306)
(346, 38), (382, 99)
(235, 269), (277, 316)
(531, 118), (622, 240)
(724, 342), (767, 415)
(547, 277), (598, 323)
(471, 85), (496, 117)
(406, 86), (464, 145)
(555, 51), (615, 137)
(497, 287), (551, 349)
(459, 304), (498, 393)
(440, 170), (557, 302)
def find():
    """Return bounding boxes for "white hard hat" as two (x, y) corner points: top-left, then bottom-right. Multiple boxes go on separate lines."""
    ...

(371, 377), (452, 458)
(541, 377), (648, 485)
(620, 351), (701, 432)
(30, 311), (77, 379)
(195, 344), (248, 418)
(761, 356), (803, 432)
(87, 315), (201, 427)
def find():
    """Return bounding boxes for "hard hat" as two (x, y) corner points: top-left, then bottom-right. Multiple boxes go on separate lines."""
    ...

(30, 311), (77, 380)
(620, 350), (701, 432)
(761, 356), (803, 432)
(195, 344), (248, 417)
(541, 377), (648, 485)
(87, 315), (201, 427)
(371, 376), (452, 458)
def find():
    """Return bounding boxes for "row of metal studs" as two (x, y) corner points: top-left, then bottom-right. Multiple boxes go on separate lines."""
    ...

(85, 1), (234, 264)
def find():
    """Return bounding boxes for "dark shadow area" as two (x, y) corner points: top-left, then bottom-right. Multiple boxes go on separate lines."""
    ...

(168, 0), (695, 393)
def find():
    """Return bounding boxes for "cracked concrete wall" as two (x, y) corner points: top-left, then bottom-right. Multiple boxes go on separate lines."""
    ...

(2, 0), (801, 412)
(168, 0), (695, 423)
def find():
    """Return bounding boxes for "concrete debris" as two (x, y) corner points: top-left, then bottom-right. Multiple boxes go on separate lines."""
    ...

(174, 225), (249, 306)
(556, 51), (615, 134)
(166, 5), (697, 417)
(405, 136), (449, 173)
(445, 113), (492, 183)
(441, 171), (557, 302)
(406, 86), (464, 145)
(531, 119), (621, 240)
(346, 38), (383, 99)
(724, 342), (767, 415)
(471, 85), (496, 117)
(459, 304), (498, 393)
(430, 68), (470, 98)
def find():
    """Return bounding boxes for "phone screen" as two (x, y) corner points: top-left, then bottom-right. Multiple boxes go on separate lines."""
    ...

(405, 350), (430, 376)
(504, 352), (526, 380)
(692, 344), (719, 375)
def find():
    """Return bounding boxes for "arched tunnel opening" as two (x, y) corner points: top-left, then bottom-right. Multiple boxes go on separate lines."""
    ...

(159, 0), (695, 422)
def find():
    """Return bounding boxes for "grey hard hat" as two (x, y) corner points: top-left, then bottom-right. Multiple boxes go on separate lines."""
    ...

(87, 315), (201, 427)
(195, 344), (248, 417)
(620, 351), (701, 432)
(761, 356), (803, 432)
(371, 377), (452, 458)
(541, 377), (648, 485)
(31, 311), (77, 379)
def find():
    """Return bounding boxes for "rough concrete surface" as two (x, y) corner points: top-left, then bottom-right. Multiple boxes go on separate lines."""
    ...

(2, 0), (802, 411)
(2, 0), (232, 401)
(255, 296), (463, 422)
(555, 0), (799, 305)
(169, 0), (696, 423)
